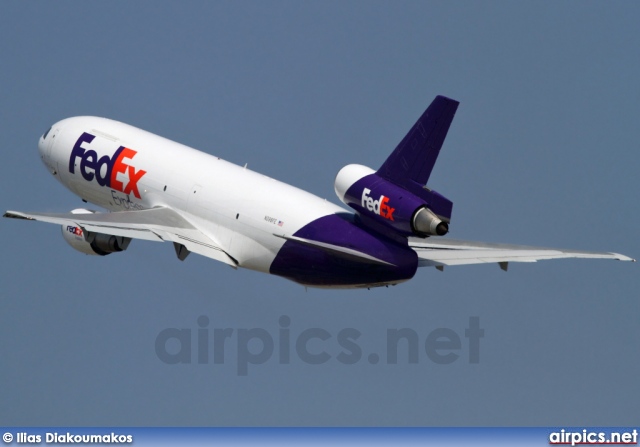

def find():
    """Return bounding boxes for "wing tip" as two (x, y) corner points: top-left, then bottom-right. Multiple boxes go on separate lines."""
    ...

(3, 211), (32, 220)
(610, 253), (636, 262)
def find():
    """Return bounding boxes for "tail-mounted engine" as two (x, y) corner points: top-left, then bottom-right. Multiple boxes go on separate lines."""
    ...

(334, 95), (458, 239)
(334, 164), (451, 238)
(61, 209), (131, 255)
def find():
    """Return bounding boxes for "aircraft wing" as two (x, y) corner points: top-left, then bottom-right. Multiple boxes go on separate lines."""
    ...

(4, 207), (238, 267)
(408, 237), (635, 270)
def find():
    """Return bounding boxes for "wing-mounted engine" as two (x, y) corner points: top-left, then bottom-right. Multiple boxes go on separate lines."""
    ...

(335, 164), (450, 238)
(61, 208), (131, 256)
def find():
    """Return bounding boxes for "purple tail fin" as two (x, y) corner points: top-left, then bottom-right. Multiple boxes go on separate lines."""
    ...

(377, 95), (459, 188)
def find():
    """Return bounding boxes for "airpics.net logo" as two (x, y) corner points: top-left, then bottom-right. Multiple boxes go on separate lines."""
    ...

(155, 316), (484, 376)
(549, 429), (638, 446)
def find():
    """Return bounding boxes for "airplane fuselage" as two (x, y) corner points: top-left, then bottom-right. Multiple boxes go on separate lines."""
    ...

(39, 116), (418, 288)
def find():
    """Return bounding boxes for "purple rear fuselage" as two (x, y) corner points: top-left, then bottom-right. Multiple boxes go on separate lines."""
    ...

(269, 213), (418, 287)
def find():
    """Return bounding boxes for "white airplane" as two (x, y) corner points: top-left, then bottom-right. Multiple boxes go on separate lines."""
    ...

(4, 96), (634, 288)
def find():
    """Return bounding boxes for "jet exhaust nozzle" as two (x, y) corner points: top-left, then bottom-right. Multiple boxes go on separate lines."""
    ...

(412, 207), (449, 236)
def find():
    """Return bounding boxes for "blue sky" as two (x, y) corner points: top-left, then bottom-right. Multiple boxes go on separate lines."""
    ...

(1, 1), (638, 426)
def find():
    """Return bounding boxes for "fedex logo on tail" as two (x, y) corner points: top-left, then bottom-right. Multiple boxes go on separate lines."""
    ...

(361, 188), (395, 220)
(69, 132), (147, 199)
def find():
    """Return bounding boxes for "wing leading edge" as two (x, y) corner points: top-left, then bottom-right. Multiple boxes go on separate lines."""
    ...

(409, 237), (635, 270)
(4, 207), (238, 267)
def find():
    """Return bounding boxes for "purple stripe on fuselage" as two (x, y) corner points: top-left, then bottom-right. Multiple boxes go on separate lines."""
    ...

(269, 213), (418, 287)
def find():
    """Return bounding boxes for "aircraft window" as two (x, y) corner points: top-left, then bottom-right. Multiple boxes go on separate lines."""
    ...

(43, 127), (51, 140)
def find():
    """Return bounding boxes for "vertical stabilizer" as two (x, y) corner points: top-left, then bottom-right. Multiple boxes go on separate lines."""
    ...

(377, 95), (459, 188)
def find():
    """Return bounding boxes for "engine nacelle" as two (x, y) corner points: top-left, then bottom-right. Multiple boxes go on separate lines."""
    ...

(334, 164), (449, 237)
(412, 207), (449, 236)
(61, 209), (131, 256)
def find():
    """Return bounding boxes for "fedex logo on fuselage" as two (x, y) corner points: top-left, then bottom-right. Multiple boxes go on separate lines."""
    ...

(361, 188), (395, 221)
(69, 132), (147, 199)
